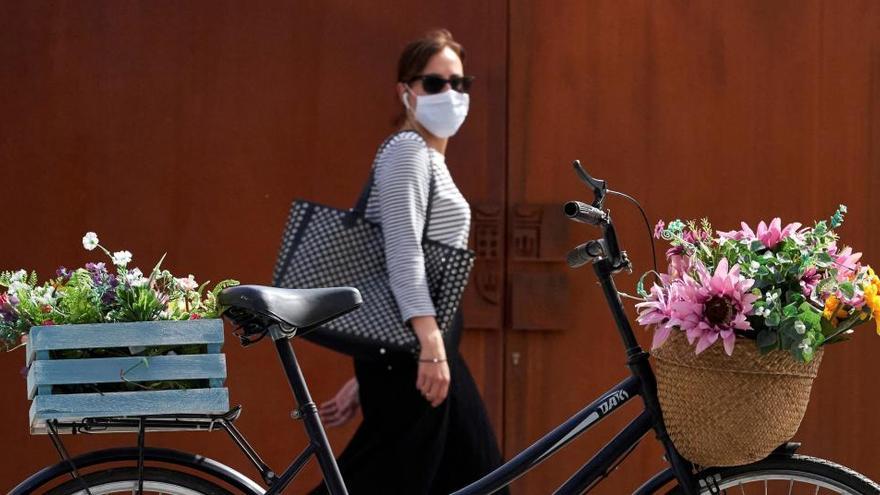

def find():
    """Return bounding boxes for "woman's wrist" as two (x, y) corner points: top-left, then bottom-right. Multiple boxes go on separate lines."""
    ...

(410, 316), (446, 358)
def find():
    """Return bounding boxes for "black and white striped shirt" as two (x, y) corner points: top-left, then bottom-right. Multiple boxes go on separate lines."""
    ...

(365, 131), (471, 323)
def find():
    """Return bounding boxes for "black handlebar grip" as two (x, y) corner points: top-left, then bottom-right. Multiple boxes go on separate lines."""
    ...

(563, 201), (608, 225)
(567, 240), (605, 268)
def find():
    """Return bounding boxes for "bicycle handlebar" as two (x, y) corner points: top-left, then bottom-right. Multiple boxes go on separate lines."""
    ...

(564, 164), (628, 272)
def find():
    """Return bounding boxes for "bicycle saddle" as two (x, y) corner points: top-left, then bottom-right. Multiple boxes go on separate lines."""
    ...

(219, 285), (362, 331)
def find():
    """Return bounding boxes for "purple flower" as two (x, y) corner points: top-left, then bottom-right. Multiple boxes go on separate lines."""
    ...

(669, 258), (758, 355)
(55, 266), (72, 282)
(85, 262), (106, 274)
(101, 290), (117, 305)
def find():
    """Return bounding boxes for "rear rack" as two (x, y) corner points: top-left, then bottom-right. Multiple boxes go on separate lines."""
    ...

(45, 405), (243, 435)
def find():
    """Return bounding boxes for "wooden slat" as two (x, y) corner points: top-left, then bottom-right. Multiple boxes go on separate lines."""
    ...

(27, 354), (227, 399)
(29, 388), (230, 434)
(27, 319), (224, 365)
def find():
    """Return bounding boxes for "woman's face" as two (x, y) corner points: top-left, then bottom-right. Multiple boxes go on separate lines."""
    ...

(400, 46), (464, 105)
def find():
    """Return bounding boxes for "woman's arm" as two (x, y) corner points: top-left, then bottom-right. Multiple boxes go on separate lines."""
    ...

(376, 135), (450, 406)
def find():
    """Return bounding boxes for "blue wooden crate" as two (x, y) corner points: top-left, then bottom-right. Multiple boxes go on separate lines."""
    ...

(25, 318), (229, 434)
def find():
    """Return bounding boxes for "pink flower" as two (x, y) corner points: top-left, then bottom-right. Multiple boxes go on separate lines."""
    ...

(833, 246), (862, 281)
(636, 284), (676, 350)
(718, 218), (802, 249)
(653, 220), (665, 239)
(670, 258), (758, 355)
(799, 266), (821, 297)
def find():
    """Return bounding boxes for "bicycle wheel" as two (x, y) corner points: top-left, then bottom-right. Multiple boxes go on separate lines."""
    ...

(45, 467), (234, 495)
(668, 454), (880, 494)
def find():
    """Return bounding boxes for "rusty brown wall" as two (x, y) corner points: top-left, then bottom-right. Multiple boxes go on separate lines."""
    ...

(2, 1), (880, 493)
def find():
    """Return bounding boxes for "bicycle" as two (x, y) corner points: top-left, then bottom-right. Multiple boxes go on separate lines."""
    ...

(10, 164), (880, 494)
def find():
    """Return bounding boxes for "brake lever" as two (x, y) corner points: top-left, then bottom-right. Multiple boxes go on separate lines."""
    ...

(572, 160), (607, 208)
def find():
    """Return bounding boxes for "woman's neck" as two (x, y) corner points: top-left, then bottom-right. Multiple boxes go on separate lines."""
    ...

(400, 123), (447, 155)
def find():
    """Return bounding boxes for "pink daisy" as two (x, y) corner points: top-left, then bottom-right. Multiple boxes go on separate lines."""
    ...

(670, 258), (758, 355)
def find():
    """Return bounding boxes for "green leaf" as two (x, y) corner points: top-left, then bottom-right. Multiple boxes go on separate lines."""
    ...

(783, 302), (799, 318)
(765, 311), (781, 327)
(839, 282), (855, 299)
(636, 272), (652, 298)
(757, 330), (778, 351)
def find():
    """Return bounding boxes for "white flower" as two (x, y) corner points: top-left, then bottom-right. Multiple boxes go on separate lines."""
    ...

(10, 270), (27, 283)
(82, 232), (99, 251)
(798, 338), (811, 351)
(177, 275), (198, 291)
(794, 320), (806, 335)
(7, 281), (27, 295)
(35, 286), (56, 305)
(112, 250), (133, 267)
(126, 268), (147, 287)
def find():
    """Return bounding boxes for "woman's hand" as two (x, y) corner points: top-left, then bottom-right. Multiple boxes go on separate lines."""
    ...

(411, 316), (450, 407)
(318, 377), (360, 427)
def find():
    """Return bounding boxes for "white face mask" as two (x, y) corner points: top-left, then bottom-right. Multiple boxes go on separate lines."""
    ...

(402, 87), (470, 138)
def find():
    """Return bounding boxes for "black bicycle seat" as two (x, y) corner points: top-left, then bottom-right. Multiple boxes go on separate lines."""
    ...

(219, 285), (362, 331)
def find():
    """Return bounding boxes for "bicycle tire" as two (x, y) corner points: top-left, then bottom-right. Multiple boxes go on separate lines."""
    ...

(667, 454), (880, 494)
(44, 467), (234, 495)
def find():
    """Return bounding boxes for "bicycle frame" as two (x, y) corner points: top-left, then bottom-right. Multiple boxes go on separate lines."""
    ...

(249, 247), (701, 494)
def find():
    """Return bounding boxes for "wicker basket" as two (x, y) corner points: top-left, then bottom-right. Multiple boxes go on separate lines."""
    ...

(652, 331), (822, 467)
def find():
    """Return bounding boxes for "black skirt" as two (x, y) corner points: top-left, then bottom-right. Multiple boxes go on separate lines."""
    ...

(309, 312), (508, 495)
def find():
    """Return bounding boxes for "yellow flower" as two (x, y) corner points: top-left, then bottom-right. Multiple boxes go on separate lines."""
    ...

(823, 295), (840, 320)
(865, 284), (880, 315)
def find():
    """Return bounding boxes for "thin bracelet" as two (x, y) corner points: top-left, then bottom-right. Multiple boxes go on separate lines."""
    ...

(418, 357), (447, 363)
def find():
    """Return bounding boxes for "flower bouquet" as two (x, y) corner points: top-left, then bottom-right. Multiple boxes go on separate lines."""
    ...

(636, 207), (878, 466)
(2, 232), (239, 433)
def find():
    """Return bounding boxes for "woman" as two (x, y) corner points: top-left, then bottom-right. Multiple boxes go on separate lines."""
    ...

(310, 30), (506, 494)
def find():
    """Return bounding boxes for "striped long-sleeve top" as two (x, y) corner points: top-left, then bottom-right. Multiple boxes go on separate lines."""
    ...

(364, 131), (471, 324)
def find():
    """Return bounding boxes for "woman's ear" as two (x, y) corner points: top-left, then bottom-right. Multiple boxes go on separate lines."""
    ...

(397, 83), (412, 110)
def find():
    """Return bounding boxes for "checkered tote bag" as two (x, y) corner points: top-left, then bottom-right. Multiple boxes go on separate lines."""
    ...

(272, 133), (475, 358)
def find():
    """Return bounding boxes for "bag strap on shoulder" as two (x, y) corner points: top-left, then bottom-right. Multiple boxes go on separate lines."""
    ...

(349, 131), (437, 242)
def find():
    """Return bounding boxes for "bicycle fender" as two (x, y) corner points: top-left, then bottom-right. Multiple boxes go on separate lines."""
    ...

(8, 446), (265, 495)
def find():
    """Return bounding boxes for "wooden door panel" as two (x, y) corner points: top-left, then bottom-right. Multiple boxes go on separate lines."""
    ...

(506, 1), (880, 493)
(0, 1), (508, 489)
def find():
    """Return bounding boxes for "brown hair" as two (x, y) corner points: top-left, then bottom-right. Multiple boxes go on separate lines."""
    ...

(397, 29), (465, 84)
(393, 29), (465, 126)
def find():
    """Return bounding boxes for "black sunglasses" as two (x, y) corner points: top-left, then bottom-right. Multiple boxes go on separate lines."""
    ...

(407, 74), (475, 94)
